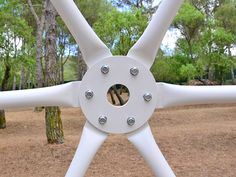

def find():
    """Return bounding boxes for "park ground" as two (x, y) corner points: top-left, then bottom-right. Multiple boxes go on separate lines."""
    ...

(0, 104), (235, 177)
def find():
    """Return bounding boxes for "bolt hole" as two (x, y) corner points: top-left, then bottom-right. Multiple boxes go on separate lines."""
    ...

(107, 84), (130, 107)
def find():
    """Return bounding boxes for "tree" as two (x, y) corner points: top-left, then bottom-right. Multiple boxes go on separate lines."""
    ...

(196, 1), (235, 83)
(74, 0), (113, 79)
(180, 63), (197, 82)
(44, 0), (64, 144)
(0, 0), (33, 128)
(215, 1), (236, 83)
(111, 0), (154, 8)
(111, 0), (156, 14)
(173, 1), (205, 60)
(27, 0), (47, 88)
(76, 0), (113, 26)
(56, 17), (75, 83)
(151, 57), (182, 83)
(94, 8), (148, 55)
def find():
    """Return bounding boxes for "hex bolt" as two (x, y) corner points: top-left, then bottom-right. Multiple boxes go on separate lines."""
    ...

(99, 116), (107, 125)
(101, 65), (109, 74)
(143, 93), (152, 102)
(127, 117), (135, 126)
(85, 90), (94, 99)
(130, 67), (139, 76)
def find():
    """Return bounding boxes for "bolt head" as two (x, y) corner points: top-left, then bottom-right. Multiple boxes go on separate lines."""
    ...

(85, 90), (94, 99)
(127, 117), (135, 126)
(143, 93), (152, 102)
(99, 116), (107, 125)
(101, 65), (109, 74)
(130, 67), (139, 76)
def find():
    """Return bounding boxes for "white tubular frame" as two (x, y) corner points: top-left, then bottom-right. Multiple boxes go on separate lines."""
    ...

(65, 122), (108, 177)
(127, 0), (183, 68)
(156, 82), (236, 108)
(127, 124), (176, 177)
(50, 0), (112, 67)
(0, 81), (81, 109)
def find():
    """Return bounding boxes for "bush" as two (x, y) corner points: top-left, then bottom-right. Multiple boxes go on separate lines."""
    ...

(151, 57), (181, 83)
(179, 64), (197, 82)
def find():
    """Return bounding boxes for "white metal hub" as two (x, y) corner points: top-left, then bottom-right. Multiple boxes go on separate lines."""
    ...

(79, 56), (157, 134)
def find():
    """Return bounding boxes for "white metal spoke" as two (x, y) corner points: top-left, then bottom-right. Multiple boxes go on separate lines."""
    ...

(50, 0), (112, 67)
(156, 82), (236, 108)
(0, 81), (81, 109)
(65, 122), (108, 177)
(127, 0), (183, 68)
(127, 123), (176, 177)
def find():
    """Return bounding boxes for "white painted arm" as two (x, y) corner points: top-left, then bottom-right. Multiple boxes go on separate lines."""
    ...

(128, 0), (183, 68)
(0, 81), (81, 109)
(127, 123), (176, 177)
(156, 82), (236, 108)
(50, 0), (112, 67)
(65, 122), (107, 177)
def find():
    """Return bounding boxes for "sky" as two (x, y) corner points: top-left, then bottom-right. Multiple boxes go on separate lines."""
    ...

(152, 0), (181, 55)
(153, 0), (161, 6)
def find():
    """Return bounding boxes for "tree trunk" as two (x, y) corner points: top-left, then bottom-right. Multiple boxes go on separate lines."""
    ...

(12, 75), (16, 90)
(231, 68), (235, 84)
(19, 65), (24, 89)
(44, 0), (64, 144)
(28, 0), (46, 111)
(2, 64), (10, 91)
(109, 90), (116, 105)
(228, 46), (235, 84)
(77, 52), (87, 80)
(0, 110), (6, 129)
(34, 27), (44, 111)
(60, 58), (64, 84)
(28, 0), (46, 88)
(0, 62), (11, 129)
(35, 27), (44, 88)
(45, 106), (64, 143)
(187, 39), (194, 61)
(112, 86), (125, 106)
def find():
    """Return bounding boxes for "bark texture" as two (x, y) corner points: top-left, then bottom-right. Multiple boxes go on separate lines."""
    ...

(44, 0), (64, 144)
(0, 61), (10, 129)
(27, 0), (47, 88)
(77, 52), (87, 80)
(45, 106), (64, 144)
(0, 110), (6, 129)
(231, 68), (235, 84)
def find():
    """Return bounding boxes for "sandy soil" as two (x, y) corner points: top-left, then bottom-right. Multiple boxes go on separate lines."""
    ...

(0, 104), (236, 177)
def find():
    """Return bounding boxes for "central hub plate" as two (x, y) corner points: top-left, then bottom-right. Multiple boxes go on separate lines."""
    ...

(79, 56), (157, 134)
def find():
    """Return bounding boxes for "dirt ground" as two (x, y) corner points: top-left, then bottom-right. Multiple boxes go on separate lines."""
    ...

(0, 104), (235, 177)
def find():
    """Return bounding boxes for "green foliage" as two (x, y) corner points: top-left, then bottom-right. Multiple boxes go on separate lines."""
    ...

(75, 0), (113, 26)
(151, 57), (182, 83)
(174, 1), (205, 59)
(174, 1), (205, 28)
(0, 62), (3, 83)
(179, 63), (197, 81)
(64, 57), (79, 81)
(0, 0), (35, 89)
(212, 27), (235, 50)
(195, 58), (206, 78)
(215, 1), (236, 35)
(94, 8), (148, 55)
(174, 1), (205, 38)
(214, 54), (234, 83)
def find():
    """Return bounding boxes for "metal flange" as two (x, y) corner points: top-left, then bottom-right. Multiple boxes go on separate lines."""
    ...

(79, 56), (157, 134)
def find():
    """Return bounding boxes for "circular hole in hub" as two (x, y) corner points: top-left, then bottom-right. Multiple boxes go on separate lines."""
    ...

(107, 84), (130, 107)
